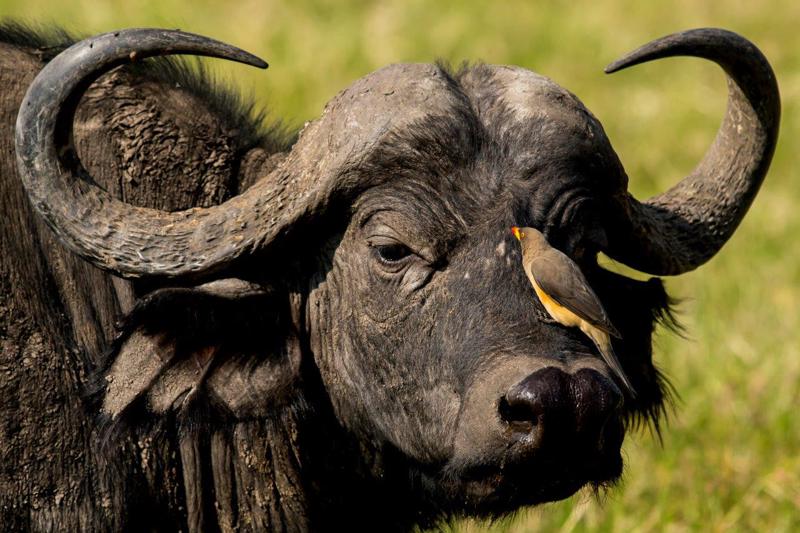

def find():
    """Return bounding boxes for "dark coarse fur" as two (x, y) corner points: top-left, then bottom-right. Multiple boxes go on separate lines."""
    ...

(0, 22), (685, 533)
(0, 21), (302, 532)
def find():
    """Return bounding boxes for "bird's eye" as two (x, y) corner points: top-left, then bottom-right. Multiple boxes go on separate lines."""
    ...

(374, 243), (412, 264)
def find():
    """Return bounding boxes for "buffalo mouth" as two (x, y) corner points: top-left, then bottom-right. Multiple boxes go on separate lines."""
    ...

(433, 414), (625, 516)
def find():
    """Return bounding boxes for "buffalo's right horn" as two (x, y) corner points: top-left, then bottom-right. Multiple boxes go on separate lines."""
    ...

(604, 28), (780, 275)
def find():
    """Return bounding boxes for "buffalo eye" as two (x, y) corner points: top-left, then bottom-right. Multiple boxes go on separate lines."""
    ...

(373, 242), (412, 265)
(363, 222), (437, 291)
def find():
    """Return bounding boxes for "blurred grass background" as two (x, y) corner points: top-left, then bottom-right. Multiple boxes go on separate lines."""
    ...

(1, 0), (798, 531)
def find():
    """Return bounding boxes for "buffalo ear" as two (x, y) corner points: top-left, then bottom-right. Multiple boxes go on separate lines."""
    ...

(101, 279), (301, 422)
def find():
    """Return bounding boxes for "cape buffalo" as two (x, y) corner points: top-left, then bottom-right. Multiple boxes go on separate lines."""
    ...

(0, 23), (779, 532)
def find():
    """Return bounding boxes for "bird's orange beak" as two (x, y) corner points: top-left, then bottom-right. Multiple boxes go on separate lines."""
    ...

(511, 226), (521, 241)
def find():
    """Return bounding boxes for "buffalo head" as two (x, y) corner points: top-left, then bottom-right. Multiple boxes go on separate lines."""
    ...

(14, 27), (779, 523)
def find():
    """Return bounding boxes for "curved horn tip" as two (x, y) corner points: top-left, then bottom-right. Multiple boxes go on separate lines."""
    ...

(603, 27), (758, 75)
(602, 27), (779, 275)
(604, 61), (626, 74)
(98, 28), (269, 69)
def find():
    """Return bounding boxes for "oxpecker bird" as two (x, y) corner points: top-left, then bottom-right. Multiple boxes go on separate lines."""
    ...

(511, 226), (635, 396)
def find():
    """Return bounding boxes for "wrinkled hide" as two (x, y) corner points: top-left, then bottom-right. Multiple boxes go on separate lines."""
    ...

(307, 67), (672, 516)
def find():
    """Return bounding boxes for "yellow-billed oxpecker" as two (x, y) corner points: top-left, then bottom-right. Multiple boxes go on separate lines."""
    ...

(511, 226), (635, 395)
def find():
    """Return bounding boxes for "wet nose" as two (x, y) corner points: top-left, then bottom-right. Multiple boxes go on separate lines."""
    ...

(499, 367), (622, 450)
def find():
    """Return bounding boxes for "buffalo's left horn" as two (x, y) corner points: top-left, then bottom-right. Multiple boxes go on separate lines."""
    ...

(17, 29), (458, 280)
(604, 28), (780, 275)
(15, 29), (274, 279)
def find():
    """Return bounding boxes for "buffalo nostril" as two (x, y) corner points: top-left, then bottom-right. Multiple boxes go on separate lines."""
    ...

(499, 367), (568, 442)
(498, 395), (541, 434)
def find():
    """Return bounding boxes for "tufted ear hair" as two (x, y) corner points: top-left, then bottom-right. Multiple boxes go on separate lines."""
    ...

(94, 278), (307, 531)
(100, 278), (301, 423)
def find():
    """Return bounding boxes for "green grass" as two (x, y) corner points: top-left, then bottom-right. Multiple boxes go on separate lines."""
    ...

(2, 1), (798, 530)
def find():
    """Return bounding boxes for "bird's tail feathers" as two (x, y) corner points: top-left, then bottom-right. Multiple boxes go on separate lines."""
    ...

(593, 334), (636, 398)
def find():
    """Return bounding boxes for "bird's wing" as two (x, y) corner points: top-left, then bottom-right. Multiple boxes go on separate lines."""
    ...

(529, 252), (621, 338)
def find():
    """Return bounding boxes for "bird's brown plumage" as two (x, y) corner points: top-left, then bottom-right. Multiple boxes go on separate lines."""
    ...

(512, 226), (635, 395)
(529, 253), (621, 338)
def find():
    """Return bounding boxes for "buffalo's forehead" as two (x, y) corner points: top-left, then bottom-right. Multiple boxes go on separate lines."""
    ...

(349, 63), (626, 241)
